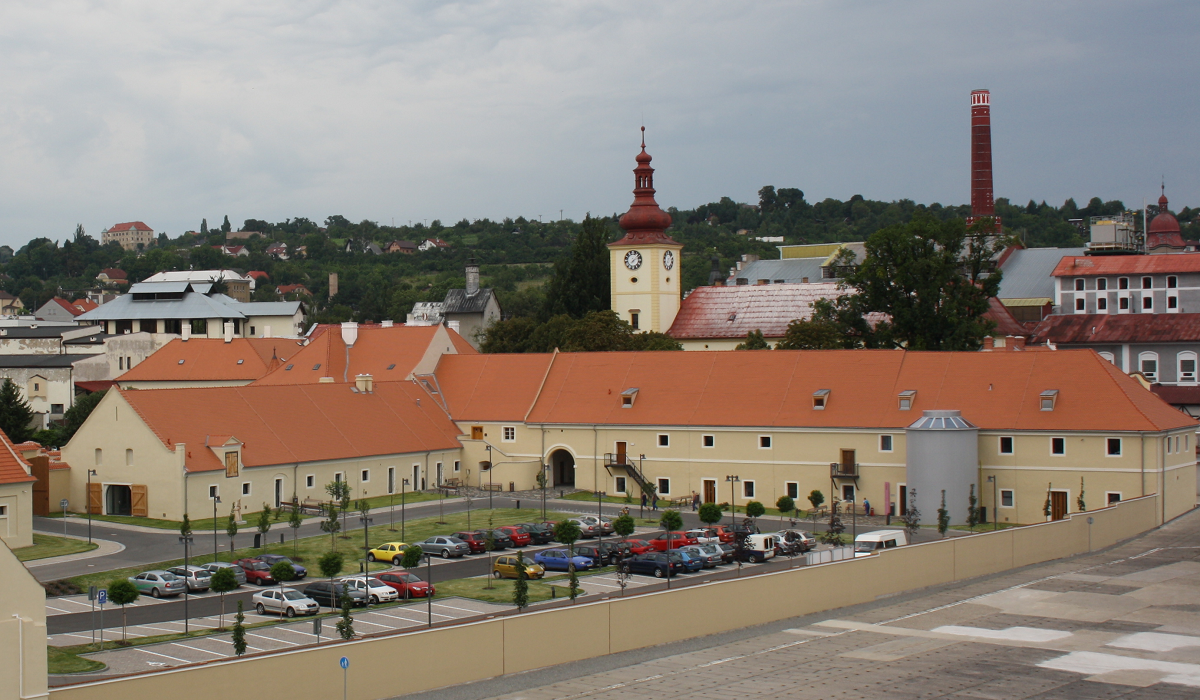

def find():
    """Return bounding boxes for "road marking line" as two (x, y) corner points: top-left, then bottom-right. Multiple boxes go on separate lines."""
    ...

(431, 602), (494, 614)
(247, 633), (299, 646)
(172, 643), (227, 657)
(351, 619), (393, 629)
(134, 648), (189, 663)
(275, 627), (319, 637)
(45, 605), (71, 614)
(370, 609), (448, 622)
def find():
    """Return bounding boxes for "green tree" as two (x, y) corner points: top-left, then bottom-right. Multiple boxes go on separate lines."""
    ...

(937, 490), (950, 538)
(318, 549), (345, 610)
(775, 495), (795, 525)
(400, 545), (423, 600)
(819, 504), (845, 546)
(322, 505), (341, 550)
(698, 502), (723, 528)
(209, 566), (238, 629)
(336, 591), (355, 639)
(552, 520), (582, 602)
(0, 379), (35, 443)
(232, 600), (247, 656)
(59, 389), (106, 445)
(745, 501), (765, 523)
(807, 490), (825, 512)
(774, 316), (845, 350)
(226, 508), (238, 561)
(542, 214), (611, 319)
(660, 509), (684, 538)
(734, 330), (771, 350)
(612, 513), (635, 540)
(270, 561), (295, 612)
(257, 503), (272, 544)
(180, 513), (192, 539)
(107, 578), (139, 642)
(825, 214), (1006, 350)
(966, 485), (979, 528)
(1043, 484), (1052, 519)
(200, 218), (209, 235)
(512, 558), (530, 611)
(326, 480), (351, 535)
(221, 215), (232, 233)
(1077, 477), (1086, 513)
(288, 501), (303, 557)
(902, 489), (922, 541)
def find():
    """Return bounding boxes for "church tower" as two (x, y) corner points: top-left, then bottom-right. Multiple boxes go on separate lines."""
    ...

(608, 128), (683, 333)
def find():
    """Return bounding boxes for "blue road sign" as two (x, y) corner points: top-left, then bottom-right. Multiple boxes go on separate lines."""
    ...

(98, 589), (107, 605)
(339, 656), (349, 670)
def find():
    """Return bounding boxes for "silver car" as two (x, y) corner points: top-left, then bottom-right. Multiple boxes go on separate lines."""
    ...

(568, 518), (600, 539)
(679, 544), (723, 568)
(128, 570), (188, 598)
(418, 536), (470, 559)
(252, 587), (319, 618)
(578, 515), (615, 535)
(202, 562), (247, 586)
(166, 565), (212, 592)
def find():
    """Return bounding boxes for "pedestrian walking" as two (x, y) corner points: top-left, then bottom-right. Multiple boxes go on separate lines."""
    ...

(692, 492), (700, 511)
(863, 498), (871, 517)
(641, 492), (647, 509)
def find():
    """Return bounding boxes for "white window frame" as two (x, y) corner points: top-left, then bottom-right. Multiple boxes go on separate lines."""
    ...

(1097, 278), (1108, 291)
(305, 475), (315, 488)
(454, 460), (461, 472)
(242, 482), (251, 496)
(388, 467), (395, 494)
(1168, 276), (1178, 289)
(1097, 296), (1108, 311)
(1074, 297), (1085, 312)
(1106, 437), (1122, 457)
(614, 476), (627, 494)
(334, 472), (343, 484)
(360, 469), (369, 483)
(1142, 295), (1153, 312)
(743, 480), (756, 499)
(1074, 278), (1084, 291)
(1118, 296), (1130, 312)
(209, 485), (219, 499)
(1050, 437), (1066, 456)
(1105, 492), (1122, 505)
(1168, 295), (1179, 311)
(1142, 276), (1153, 290)
(657, 478), (671, 496)
(1098, 351), (1115, 364)
(785, 481), (799, 500)
(1139, 352), (1159, 382)
(502, 426), (516, 442)
(1179, 352), (1197, 384)
(702, 434), (715, 448)
(1118, 276), (1129, 290)
(999, 436), (1014, 455)
(999, 489), (1014, 508)
(879, 434), (894, 452)
(657, 433), (669, 448)
(758, 435), (772, 449)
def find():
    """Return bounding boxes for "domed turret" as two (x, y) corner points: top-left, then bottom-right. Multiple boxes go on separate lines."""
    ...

(1147, 187), (1185, 253)
(611, 128), (678, 246)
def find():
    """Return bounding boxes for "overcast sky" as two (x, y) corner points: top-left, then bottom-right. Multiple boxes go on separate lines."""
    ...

(0, 1), (1195, 247)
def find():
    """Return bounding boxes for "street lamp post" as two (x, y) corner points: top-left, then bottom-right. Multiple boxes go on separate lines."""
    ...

(359, 512), (373, 576)
(485, 445), (494, 510)
(596, 490), (606, 556)
(389, 481), (395, 532)
(987, 475), (998, 531)
(212, 496), (221, 561)
(424, 552), (433, 628)
(542, 463), (549, 522)
(725, 476), (740, 528)
(178, 534), (193, 634)
(86, 469), (97, 544)
(401, 478), (409, 542)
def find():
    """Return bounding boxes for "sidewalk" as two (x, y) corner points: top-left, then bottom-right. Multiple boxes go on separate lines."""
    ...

(26, 532), (124, 568)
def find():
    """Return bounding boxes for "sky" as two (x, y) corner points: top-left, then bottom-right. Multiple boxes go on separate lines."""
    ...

(0, 1), (1196, 247)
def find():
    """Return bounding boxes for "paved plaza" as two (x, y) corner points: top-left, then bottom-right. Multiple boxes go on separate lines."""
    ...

(404, 509), (1200, 700)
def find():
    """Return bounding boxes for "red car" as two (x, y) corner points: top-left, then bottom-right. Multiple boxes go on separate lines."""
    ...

(625, 539), (654, 555)
(649, 532), (699, 551)
(496, 525), (532, 547)
(233, 558), (276, 586)
(376, 571), (436, 598)
(451, 531), (488, 553)
(710, 525), (736, 543)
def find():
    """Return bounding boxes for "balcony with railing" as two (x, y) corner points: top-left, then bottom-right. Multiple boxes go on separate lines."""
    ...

(830, 461), (858, 478)
(604, 453), (631, 468)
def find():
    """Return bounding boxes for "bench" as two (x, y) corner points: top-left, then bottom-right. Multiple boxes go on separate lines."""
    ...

(481, 484), (504, 492)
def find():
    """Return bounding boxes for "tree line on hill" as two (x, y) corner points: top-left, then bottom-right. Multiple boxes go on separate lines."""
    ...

(2, 189), (1190, 325)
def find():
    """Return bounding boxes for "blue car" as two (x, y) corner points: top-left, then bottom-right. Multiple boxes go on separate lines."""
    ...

(534, 548), (594, 571)
(675, 551), (704, 572)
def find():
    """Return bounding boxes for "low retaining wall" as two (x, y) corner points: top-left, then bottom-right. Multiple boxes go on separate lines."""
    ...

(50, 495), (1162, 700)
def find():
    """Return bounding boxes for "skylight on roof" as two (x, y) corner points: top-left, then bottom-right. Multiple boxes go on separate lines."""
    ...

(178, 359), (184, 365)
(285, 364), (293, 370)
(237, 359), (244, 365)
(387, 364), (396, 370)
(312, 364), (321, 370)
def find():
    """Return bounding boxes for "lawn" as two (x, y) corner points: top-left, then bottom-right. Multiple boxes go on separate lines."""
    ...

(14, 534), (98, 562)
(62, 507), (579, 591)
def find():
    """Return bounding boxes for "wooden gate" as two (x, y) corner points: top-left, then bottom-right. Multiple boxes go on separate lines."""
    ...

(130, 484), (148, 518)
(703, 479), (717, 503)
(29, 455), (50, 516)
(88, 482), (102, 514)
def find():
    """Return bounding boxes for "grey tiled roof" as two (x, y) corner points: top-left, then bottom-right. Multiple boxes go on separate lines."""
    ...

(997, 247), (1084, 300)
(442, 288), (495, 314)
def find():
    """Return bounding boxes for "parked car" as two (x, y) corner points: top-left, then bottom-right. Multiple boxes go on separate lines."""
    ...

(733, 534), (779, 563)
(533, 548), (594, 571)
(338, 575), (400, 604)
(763, 530), (813, 555)
(255, 554), (308, 579)
(567, 518), (600, 539)
(496, 525), (532, 547)
(575, 541), (622, 567)
(577, 515), (614, 535)
(377, 571), (436, 598)
(675, 550), (705, 572)
(710, 525), (736, 543)
(417, 536), (470, 559)
(128, 570), (187, 598)
(234, 559), (277, 586)
(853, 530), (908, 557)
(253, 587), (319, 617)
(678, 544), (722, 568)
(366, 542), (411, 565)
(624, 539), (654, 555)
(201, 562), (246, 586)
(685, 529), (722, 545)
(452, 531), (489, 553)
(304, 581), (367, 608)
(621, 552), (686, 578)
(515, 522), (556, 545)
(166, 565), (212, 592)
(649, 532), (699, 551)
(474, 529), (513, 550)
(493, 554), (545, 580)
(716, 542), (736, 563)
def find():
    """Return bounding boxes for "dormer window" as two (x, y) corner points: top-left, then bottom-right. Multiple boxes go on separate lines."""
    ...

(1040, 390), (1058, 411)
(621, 388), (639, 408)
(812, 389), (830, 410)
(898, 390), (916, 411)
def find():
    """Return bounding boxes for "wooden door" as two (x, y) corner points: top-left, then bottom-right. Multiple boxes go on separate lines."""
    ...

(703, 479), (717, 503)
(88, 482), (102, 514)
(899, 485), (907, 515)
(30, 455), (50, 516)
(130, 484), (148, 518)
(840, 449), (856, 476)
(615, 442), (627, 466)
(1051, 492), (1068, 521)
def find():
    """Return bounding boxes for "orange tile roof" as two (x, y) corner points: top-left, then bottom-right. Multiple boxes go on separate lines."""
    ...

(433, 353), (555, 421)
(71, 298), (99, 312)
(1052, 255), (1200, 277)
(119, 383), (462, 472)
(433, 350), (1194, 433)
(252, 324), (474, 386)
(118, 338), (301, 383)
(446, 327), (478, 355)
(0, 428), (35, 484)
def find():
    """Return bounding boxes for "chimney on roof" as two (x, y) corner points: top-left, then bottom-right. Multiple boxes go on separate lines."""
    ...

(982, 336), (994, 351)
(465, 258), (480, 296)
(1013, 336), (1026, 350)
(354, 374), (374, 393)
(182, 324), (190, 342)
(381, 320), (394, 328)
(341, 322), (358, 347)
(223, 321), (234, 343)
(707, 256), (722, 286)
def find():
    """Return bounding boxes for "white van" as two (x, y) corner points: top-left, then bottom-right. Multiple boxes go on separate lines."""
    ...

(853, 530), (907, 557)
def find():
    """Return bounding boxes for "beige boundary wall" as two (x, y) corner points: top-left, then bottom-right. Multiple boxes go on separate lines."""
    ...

(50, 495), (1165, 700)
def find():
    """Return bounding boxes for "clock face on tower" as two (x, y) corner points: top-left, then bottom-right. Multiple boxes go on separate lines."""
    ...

(624, 250), (643, 270)
(663, 250), (675, 271)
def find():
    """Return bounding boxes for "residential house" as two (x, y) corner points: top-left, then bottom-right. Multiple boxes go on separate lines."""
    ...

(418, 238), (451, 252)
(276, 284), (312, 298)
(145, 270), (255, 303)
(385, 240), (418, 254)
(265, 243), (289, 260)
(75, 281), (305, 338)
(34, 297), (99, 323)
(247, 271), (270, 286)
(215, 245), (249, 257)
(96, 269), (128, 286)
(0, 429), (36, 549)
(0, 355), (97, 429)
(439, 261), (500, 350)
(0, 291), (23, 315)
(101, 222), (154, 251)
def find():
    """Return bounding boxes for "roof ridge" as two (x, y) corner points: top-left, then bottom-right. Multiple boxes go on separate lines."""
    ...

(1089, 350), (1159, 431)
(523, 349), (558, 423)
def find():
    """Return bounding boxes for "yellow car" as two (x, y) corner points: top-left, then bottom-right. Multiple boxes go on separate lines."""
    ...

(492, 555), (545, 580)
(367, 542), (410, 565)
